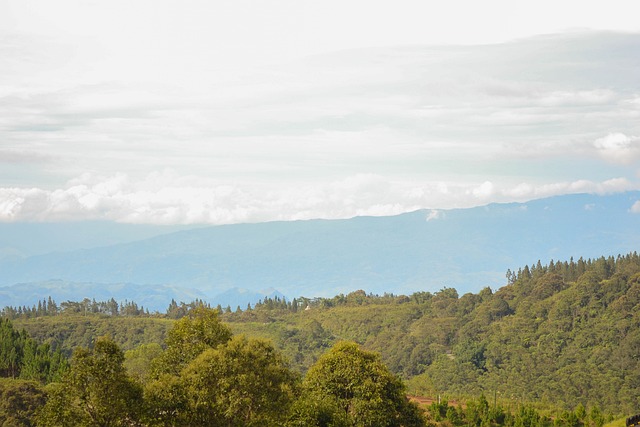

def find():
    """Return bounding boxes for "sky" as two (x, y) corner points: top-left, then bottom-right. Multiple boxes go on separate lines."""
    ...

(1, 0), (639, 224)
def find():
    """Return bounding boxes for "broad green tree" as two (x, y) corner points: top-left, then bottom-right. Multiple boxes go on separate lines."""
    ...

(150, 306), (232, 377)
(179, 335), (297, 426)
(301, 341), (425, 427)
(287, 392), (350, 427)
(145, 307), (234, 426)
(36, 336), (143, 427)
(143, 373), (189, 427)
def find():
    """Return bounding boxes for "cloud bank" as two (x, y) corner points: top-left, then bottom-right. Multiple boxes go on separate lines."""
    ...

(0, 172), (636, 224)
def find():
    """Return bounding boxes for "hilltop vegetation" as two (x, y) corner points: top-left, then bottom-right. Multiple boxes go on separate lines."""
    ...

(2, 308), (425, 426)
(2, 252), (640, 424)
(222, 253), (640, 413)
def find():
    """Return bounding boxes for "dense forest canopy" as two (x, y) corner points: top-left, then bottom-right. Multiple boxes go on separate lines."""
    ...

(2, 252), (640, 425)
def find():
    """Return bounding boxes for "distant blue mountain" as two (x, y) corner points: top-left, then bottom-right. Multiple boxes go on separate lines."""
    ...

(1, 191), (639, 310)
(0, 221), (199, 258)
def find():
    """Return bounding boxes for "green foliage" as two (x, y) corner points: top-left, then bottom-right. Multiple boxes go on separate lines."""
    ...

(287, 392), (350, 427)
(0, 378), (46, 427)
(144, 307), (297, 426)
(165, 298), (210, 319)
(20, 340), (68, 384)
(223, 252), (640, 415)
(180, 335), (297, 426)
(227, 318), (336, 373)
(150, 306), (232, 376)
(603, 418), (626, 427)
(123, 343), (163, 383)
(7, 251), (640, 424)
(13, 315), (173, 358)
(0, 317), (67, 383)
(0, 317), (26, 378)
(144, 309), (422, 426)
(36, 336), (143, 427)
(143, 373), (189, 427)
(421, 397), (556, 427)
(302, 341), (426, 426)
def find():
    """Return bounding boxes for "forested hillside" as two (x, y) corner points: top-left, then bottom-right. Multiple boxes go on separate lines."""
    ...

(2, 308), (425, 426)
(215, 253), (640, 413)
(3, 252), (640, 424)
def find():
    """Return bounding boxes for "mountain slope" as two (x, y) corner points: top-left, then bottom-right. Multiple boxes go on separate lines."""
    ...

(0, 221), (198, 259)
(1, 192), (639, 305)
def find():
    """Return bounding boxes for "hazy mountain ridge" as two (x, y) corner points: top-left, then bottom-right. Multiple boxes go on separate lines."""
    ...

(1, 191), (639, 310)
(0, 222), (199, 259)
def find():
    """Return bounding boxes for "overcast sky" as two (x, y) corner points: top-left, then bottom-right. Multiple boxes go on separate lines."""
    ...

(1, 0), (639, 224)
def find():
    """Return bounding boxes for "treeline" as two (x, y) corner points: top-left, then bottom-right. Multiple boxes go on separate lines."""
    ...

(3, 251), (613, 320)
(2, 293), (302, 320)
(506, 254), (619, 285)
(1, 297), (149, 319)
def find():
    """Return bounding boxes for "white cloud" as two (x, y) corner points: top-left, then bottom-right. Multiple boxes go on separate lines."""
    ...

(599, 178), (637, 193)
(471, 181), (495, 199)
(504, 178), (636, 201)
(2, 172), (636, 224)
(594, 133), (640, 165)
(631, 201), (640, 214)
(426, 210), (444, 221)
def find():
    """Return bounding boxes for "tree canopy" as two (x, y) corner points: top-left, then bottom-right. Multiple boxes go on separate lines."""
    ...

(299, 341), (425, 427)
(36, 336), (143, 427)
(4, 252), (640, 424)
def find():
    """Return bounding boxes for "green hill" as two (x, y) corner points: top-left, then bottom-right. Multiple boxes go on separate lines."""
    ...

(224, 252), (640, 414)
(7, 252), (640, 415)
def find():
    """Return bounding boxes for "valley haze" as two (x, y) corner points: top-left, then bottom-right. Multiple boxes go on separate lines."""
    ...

(1, 191), (639, 312)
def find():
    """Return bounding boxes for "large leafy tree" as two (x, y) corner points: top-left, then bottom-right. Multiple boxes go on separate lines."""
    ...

(143, 373), (189, 427)
(36, 336), (143, 427)
(145, 306), (234, 426)
(300, 341), (425, 427)
(180, 335), (297, 426)
(145, 308), (296, 426)
(150, 306), (232, 377)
